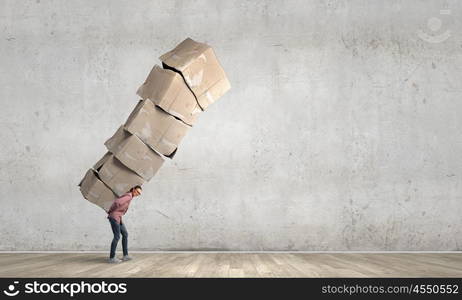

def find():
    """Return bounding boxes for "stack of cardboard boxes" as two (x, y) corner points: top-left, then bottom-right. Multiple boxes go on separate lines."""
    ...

(79, 38), (230, 211)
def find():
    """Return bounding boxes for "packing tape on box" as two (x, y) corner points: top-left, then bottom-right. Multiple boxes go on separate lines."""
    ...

(88, 191), (99, 198)
(184, 69), (204, 88)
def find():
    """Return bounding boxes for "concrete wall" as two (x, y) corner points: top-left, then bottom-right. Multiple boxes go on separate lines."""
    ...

(1, 0), (461, 251)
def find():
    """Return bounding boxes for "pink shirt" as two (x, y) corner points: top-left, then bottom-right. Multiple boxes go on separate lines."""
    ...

(107, 192), (133, 224)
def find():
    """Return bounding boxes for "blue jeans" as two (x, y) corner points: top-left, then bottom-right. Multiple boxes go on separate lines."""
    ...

(108, 216), (128, 258)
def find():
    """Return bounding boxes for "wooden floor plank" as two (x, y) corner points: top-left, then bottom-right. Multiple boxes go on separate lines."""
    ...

(1, 253), (461, 277)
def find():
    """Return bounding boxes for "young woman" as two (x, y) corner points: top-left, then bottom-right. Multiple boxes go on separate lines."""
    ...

(107, 185), (142, 263)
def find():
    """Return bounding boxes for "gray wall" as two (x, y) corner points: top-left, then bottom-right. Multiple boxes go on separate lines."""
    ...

(1, 0), (461, 251)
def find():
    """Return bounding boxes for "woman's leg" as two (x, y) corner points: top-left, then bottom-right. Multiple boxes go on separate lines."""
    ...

(120, 221), (129, 256)
(109, 217), (121, 259)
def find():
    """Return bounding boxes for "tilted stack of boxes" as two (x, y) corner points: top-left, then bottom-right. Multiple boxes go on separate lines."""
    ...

(78, 38), (230, 211)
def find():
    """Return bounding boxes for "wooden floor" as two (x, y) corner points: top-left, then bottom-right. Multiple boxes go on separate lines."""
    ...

(1, 253), (462, 277)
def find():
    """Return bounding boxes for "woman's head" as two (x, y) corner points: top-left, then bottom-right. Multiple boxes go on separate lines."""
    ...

(130, 185), (142, 197)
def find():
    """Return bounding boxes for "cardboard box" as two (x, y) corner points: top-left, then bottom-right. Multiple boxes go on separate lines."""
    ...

(93, 152), (145, 197)
(124, 99), (191, 158)
(160, 37), (231, 110)
(104, 125), (131, 154)
(104, 126), (164, 181)
(79, 169), (117, 212)
(136, 65), (201, 126)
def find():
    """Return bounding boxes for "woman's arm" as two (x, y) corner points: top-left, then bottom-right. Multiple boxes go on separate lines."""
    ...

(107, 199), (120, 214)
